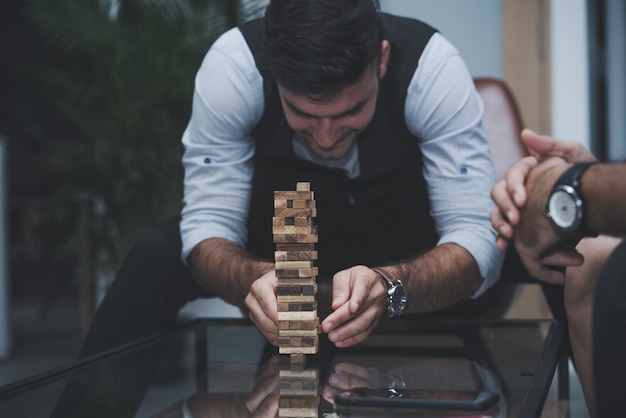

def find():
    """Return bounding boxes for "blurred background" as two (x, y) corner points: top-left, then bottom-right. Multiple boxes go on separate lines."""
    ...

(0, 0), (268, 378)
(0, 2), (623, 415)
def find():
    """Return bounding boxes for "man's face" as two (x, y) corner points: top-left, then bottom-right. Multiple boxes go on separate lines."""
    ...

(277, 42), (389, 160)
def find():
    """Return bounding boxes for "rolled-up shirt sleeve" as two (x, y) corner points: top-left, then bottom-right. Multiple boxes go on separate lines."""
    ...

(406, 33), (504, 297)
(180, 28), (263, 263)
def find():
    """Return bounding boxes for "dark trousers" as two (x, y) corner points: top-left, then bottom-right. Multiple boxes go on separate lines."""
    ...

(79, 215), (211, 358)
(593, 238), (626, 417)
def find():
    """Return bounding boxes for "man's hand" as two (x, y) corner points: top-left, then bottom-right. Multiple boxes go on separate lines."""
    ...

(245, 356), (280, 417)
(321, 266), (387, 348)
(489, 129), (597, 283)
(244, 270), (279, 346)
(322, 362), (386, 405)
(490, 129), (597, 250)
(513, 157), (585, 283)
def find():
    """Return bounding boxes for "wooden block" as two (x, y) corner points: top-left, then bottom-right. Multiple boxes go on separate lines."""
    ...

(277, 284), (316, 295)
(277, 295), (316, 303)
(278, 408), (318, 417)
(279, 378), (319, 392)
(279, 328), (319, 337)
(293, 216), (311, 226)
(275, 267), (318, 278)
(274, 208), (317, 218)
(302, 284), (317, 295)
(274, 199), (289, 208)
(287, 301), (317, 311)
(276, 279), (316, 288)
(272, 225), (316, 235)
(278, 337), (300, 347)
(279, 335), (319, 348)
(276, 243), (316, 251)
(273, 233), (318, 244)
(278, 310), (317, 321)
(277, 301), (316, 312)
(274, 191), (313, 200)
(275, 285), (290, 296)
(292, 199), (316, 209)
(289, 398), (321, 408)
(279, 344), (319, 354)
(296, 182), (310, 191)
(274, 251), (317, 261)
(289, 319), (319, 330)
(289, 320), (302, 330)
(274, 217), (311, 226)
(279, 369), (319, 379)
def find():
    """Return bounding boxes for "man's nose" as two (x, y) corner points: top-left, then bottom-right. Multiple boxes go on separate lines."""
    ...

(315, 118), (337, 147)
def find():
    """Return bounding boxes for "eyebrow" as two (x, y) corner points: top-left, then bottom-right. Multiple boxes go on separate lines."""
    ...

(284, 97), (369, 119)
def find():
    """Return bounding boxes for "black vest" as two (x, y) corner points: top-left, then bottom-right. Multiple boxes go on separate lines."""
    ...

(239, 14), (439, 277)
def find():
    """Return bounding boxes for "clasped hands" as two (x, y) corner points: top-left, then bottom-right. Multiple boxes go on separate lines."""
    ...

(490, 129), (596, 284)
(244, 265), (387, 348)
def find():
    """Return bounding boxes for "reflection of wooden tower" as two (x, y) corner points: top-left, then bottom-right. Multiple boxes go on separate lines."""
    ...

(273, 182), (321, 366)
(278, 362), (321, 418)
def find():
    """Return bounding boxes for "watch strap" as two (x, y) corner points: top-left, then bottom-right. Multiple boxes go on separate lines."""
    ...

(555, 161), (595, 191)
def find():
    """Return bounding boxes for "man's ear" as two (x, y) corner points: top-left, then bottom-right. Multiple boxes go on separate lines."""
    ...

(379, 40), (391, 79)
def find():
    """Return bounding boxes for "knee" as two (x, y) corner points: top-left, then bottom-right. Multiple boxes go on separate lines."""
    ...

(594, 239), (626, 312)
(564, 236), (624, 317)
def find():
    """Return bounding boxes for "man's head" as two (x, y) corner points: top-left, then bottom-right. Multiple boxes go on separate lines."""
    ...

(264, 0), (390, 159)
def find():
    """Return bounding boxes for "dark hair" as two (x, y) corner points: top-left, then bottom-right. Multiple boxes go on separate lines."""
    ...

(264, 0), (386, 96)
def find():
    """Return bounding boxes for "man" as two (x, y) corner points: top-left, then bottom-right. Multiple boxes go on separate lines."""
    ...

(82, 0), (502, 357)
(490, 128), (625, 417)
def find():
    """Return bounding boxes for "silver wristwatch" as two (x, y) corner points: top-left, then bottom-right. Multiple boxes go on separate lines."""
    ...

(372, 267), (406, 317)
(547, 162), (596, 238)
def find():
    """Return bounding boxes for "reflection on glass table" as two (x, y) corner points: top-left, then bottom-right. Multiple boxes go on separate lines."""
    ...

(0, 318), (567, 418)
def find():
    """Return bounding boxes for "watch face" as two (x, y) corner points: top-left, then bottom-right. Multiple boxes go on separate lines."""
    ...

(548, 187), (580, 229)
(388, 281), (407, 314)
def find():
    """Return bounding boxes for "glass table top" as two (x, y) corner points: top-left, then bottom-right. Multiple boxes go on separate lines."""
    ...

(0, 318), (566, 418)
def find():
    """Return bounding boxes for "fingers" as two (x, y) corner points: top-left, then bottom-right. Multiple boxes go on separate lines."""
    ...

(322, 266), (386, 348)
(324, 302), (382, 348)
(330, 269), (351, 310)
(490, 156), (537, 227)
(540, 248), (585, 268)
(521, 129), (596, 163)
(502, 155), (538, 211)
(490, 155), (537, 249)
(490, 207), (513, 250)
(245, 272), (279, 346)
(522, 259), (566, 285)
(246, 357), (280, 412)
(514, 233), (581, 285)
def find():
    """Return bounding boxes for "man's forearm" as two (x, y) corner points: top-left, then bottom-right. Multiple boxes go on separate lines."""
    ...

(188, 238), (274, 307)
(583, 163), (626, 235)
(382, 243), (483, 313)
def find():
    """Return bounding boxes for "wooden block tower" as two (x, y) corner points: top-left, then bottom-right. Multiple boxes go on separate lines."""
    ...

(273, 182), (321, 365)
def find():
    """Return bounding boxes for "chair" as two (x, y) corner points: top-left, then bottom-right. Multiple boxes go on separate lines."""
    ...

(469, 78), (531, 318)
(473, 77), (529, 181)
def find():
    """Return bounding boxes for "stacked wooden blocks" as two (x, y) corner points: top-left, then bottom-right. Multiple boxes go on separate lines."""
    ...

(273, 182), (321, 365)
(278, 365), (321, 418)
